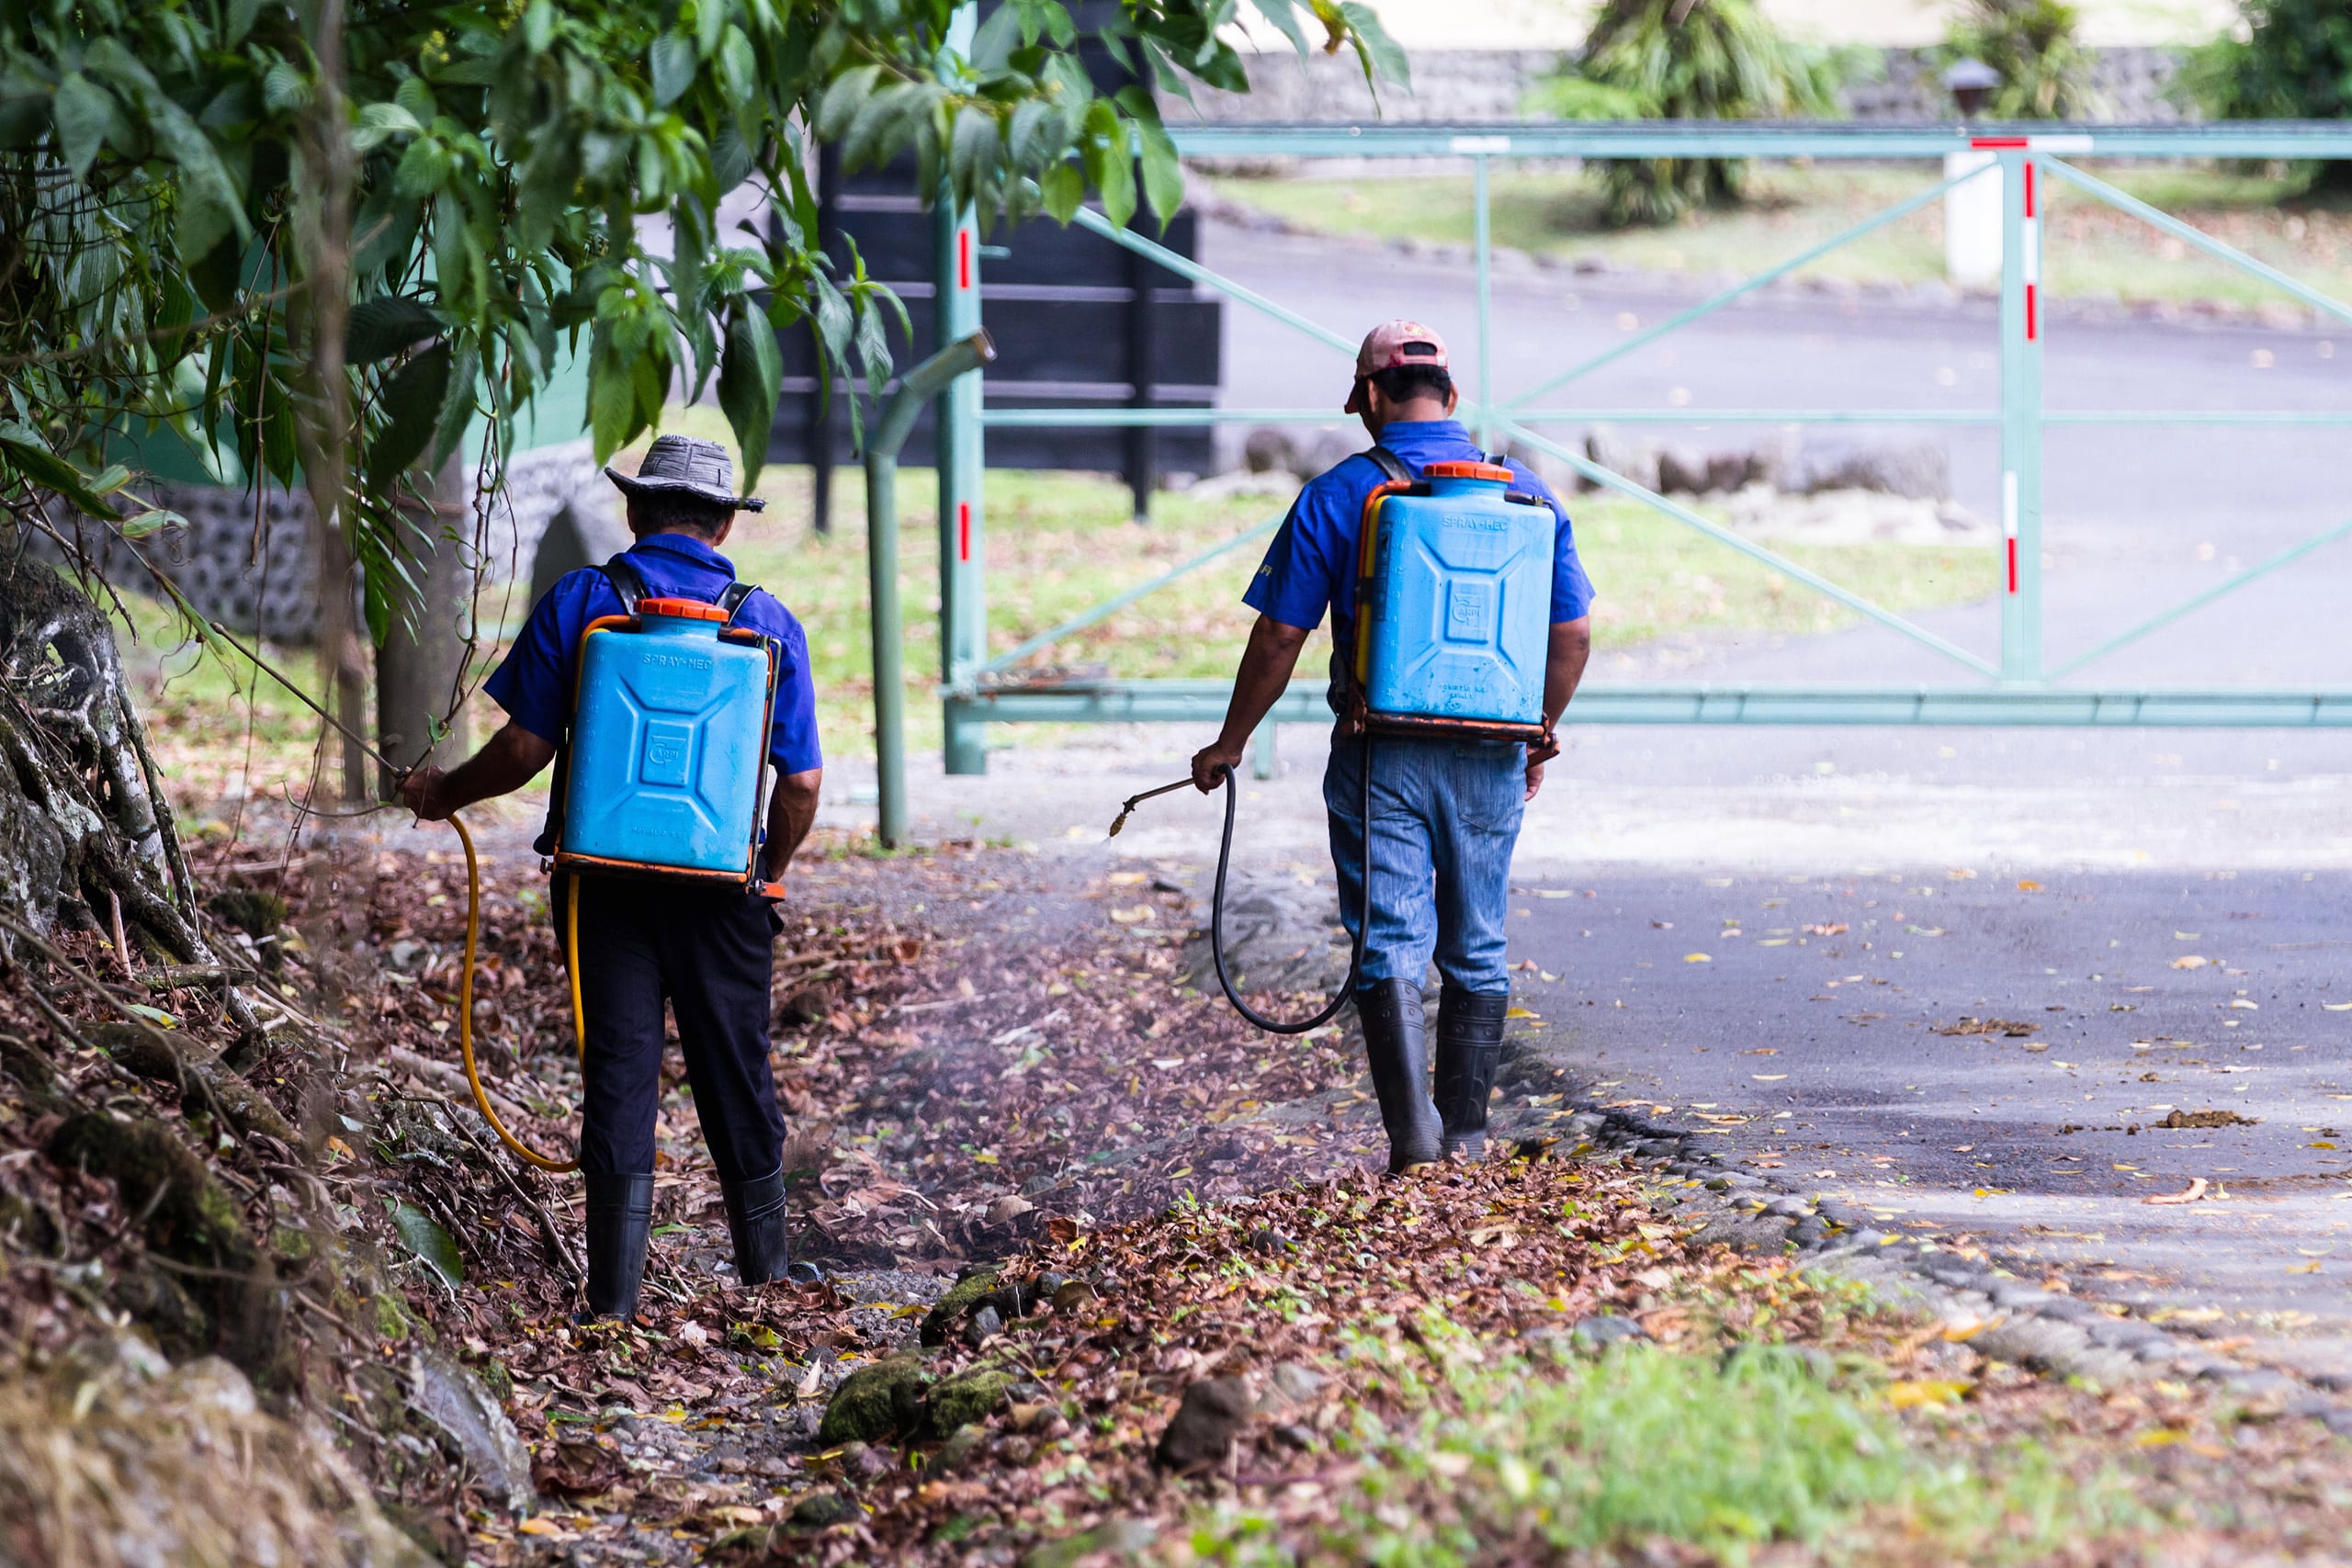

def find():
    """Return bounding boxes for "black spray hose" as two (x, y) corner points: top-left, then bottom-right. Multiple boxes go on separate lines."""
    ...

(1112, 731), (1374, 1035)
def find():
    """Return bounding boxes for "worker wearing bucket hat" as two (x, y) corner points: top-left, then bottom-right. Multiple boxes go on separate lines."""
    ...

(401, 434), (824, 1318)
(1191, 322), (1594, 1172)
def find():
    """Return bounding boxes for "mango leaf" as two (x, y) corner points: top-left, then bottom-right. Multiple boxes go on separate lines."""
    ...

(390, 1200), (465, 1289)
(1039, 162), (1083, 224)
(650, 32), (695, 107)
(717, 310), (782, 491)
(366, 343), (453, 485)
(118, 508), (187, 539)
(346, 296), (441, 365)
(0, 429), (124, 520)
(51, 73), (113, 179)
(1337, 1), (1410, 88)
(1133, 115), (1183, 228)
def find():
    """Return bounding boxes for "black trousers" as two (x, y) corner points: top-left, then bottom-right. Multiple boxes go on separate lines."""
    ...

(562, 874), (786, 1183)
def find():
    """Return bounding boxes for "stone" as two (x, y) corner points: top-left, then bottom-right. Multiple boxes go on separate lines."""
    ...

(1585, 426), (1660, 492)
(1763, 1197), (1812, 1219)
(407, 1348), (536, 1510)
(1153, 1376), (1252, 1472)
(933, 1423), (987, 1470)
(920, 1269), (1001, 1347)
(790, 1491), (850, 1529)
(1657, 446), (1711, 495)
(816, 1355), (929, 1446)
(1793, 438), (1951, 501)
(1569, 1314), (1648, 1351)
(1272, 1423), (1316, 1449)
(1256, 1361), (1328, 1415)
(965, 1303), (1004, 1346)
(924, 1365), (1014, 1438)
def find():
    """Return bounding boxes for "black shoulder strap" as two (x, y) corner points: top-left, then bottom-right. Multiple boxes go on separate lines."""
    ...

(718, 581), (754, 625)
(598, 554), (649, 614)
(1364, 445), (1413, 484)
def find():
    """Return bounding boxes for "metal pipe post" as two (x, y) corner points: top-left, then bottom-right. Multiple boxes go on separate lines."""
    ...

(866, 331), (997, 847)
(1996, 149), (2044, 682)
(937, 3), (989, 775)
(864, 450), (908, 845)
(1473, 154), (1494, 449)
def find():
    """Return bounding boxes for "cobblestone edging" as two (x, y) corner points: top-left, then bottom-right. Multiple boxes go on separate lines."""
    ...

(1487, 1019), (2352, 1429)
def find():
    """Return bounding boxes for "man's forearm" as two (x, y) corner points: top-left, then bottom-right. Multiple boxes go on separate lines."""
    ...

(436, 723), (556, 812)
(763, 769), (822, 880)
(1215, 615), (1311, 750)
(1544, 618), (1592, 724)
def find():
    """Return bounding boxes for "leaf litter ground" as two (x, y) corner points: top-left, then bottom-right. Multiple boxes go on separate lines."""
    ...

(91, 829), (2352, 1564)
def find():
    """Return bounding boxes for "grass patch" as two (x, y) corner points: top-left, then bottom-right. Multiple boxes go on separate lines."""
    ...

(1187, 1326), (2140, 1565)
(1205, 162), (2352, 310)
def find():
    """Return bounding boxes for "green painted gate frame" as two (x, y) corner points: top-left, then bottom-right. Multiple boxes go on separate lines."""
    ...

(918, 119), (2352, 784)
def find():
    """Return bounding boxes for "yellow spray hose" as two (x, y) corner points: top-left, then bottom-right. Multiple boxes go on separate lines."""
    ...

(447, 812), (583, 1172)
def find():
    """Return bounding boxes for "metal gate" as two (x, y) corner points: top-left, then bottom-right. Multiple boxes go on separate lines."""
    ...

(905, 121), (2352, 791)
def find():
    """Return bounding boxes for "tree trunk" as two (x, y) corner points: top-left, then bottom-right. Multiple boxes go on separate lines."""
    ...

(374, 457), (473, 795)
(0, 542), (208, 961)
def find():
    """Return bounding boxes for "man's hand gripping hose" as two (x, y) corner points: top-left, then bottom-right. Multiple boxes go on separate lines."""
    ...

(1109, 732), (1374, 1035)
(200, 618), (584, 1171)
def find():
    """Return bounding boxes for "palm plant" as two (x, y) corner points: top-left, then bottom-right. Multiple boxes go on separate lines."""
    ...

(1530, 0), (1849, 225)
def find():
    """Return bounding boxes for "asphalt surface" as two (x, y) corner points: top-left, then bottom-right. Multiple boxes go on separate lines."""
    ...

(1503, 863), (2352, 1381)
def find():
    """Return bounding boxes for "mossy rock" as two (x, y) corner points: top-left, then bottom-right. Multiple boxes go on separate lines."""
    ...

(46, 1111), (280, 1372)
(372, 1292), (413, 1342)
(207, 887), (288, 938)
(922, 1366), (1013, 1439)
(919, 1269), (1001, 1348)
(817, 1355), (930, 1445)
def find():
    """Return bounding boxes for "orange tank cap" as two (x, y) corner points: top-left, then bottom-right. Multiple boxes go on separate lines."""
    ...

(636, 596), (728, 622)
(1422, 460), (1515, 483)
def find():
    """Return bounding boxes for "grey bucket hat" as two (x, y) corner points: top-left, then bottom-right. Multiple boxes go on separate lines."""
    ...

(604, 434), (766, 512)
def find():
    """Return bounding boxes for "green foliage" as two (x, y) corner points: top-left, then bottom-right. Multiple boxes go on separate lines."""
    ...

(2183, 0), (2352, 191)
(1185, 1327), (2143, 1563)
(1937, 0), (2100, 120)
(0, 0), (1400, 641)
(1529, 0), (1850, 225)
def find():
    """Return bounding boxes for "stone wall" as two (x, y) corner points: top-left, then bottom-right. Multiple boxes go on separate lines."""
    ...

(1165, 44), (2188, 130)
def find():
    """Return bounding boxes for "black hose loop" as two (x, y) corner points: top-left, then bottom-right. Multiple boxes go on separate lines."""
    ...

(1206, 729), (1374, 1034)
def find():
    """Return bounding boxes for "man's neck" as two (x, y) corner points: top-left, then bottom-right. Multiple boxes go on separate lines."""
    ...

(1374, 403), (1453, 434)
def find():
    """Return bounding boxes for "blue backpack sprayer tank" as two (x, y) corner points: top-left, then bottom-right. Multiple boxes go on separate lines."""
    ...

(1109, 453), (1558, 1032)
(207, 563), (781, 1172)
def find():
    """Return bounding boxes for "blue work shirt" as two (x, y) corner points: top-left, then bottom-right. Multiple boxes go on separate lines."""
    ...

(1243, 421), (1595, 706)
(484, 532), (823, 780)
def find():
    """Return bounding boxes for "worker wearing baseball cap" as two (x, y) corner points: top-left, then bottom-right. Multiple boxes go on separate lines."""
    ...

(401, 434), (824, 1318)
(1192, 322), (1594, 1173)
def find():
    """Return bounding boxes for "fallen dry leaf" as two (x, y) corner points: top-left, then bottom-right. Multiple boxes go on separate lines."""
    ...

(2146, 1179), (2209, 1206)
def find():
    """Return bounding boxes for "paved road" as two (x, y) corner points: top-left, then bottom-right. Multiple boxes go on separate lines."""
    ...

(1503, 863), (2352, 1382)
(1202, 220), (2352, 687)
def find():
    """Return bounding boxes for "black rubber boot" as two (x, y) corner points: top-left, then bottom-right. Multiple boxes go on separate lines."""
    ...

(1435, 985), (1510, 1161)
(721, 1168), (794, 1286)
(581, 1171), (654, 1321)
(1357, 979), (1442, 1174)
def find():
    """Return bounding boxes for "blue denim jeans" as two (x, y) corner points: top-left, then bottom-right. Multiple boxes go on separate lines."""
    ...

(1323, 728), (1524, 996)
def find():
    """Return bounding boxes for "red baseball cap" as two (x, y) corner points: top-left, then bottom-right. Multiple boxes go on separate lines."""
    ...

(1344, 320), (1450, 413)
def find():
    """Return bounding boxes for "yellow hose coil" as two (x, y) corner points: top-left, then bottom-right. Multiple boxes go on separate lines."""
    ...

(447, 813), (582, 1172)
